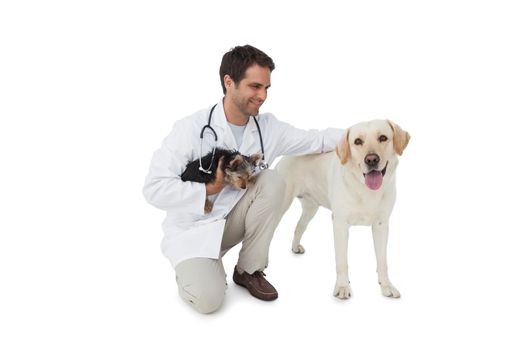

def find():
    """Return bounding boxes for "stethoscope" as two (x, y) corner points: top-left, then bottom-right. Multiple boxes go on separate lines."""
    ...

(199, 103), (268, 174)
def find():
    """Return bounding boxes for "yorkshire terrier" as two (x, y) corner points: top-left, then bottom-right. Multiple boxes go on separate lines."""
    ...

(181, 148), (262, 213)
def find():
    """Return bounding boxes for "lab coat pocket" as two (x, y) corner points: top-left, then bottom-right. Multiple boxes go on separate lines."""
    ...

(161, 219), (226, 267)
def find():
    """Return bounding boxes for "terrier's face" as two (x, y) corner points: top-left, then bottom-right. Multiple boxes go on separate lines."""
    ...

(224, 153), (262, 189)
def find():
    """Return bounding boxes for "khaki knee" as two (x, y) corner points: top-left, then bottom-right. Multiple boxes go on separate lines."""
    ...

(256, 170), (286, 199)
(193, 289), (225, 314)
(179, 281), (226, 314)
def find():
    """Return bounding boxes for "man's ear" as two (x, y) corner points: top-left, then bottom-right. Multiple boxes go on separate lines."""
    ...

(224, 75), (234, 91)
(335, 128), (351, 165)
(387, 120), (411, 156)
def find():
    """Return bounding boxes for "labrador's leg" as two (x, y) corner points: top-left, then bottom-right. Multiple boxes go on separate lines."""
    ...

(332, 216), (352, 299)
(372, 221), (400, 298)
(291, 197), (319, 254)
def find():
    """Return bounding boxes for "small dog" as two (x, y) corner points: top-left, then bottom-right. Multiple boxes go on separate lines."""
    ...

(181, 148), (261, 213)
(276, 120), (410, 299)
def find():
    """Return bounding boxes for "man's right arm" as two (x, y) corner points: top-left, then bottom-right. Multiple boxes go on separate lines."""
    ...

(204, 157), (225, 196)
(143, 121), (207, 215)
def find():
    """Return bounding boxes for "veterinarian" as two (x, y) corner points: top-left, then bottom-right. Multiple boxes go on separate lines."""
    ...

(143, 45), (344, 314)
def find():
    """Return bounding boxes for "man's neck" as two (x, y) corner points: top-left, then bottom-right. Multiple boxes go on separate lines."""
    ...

(223, 97), (249, 126)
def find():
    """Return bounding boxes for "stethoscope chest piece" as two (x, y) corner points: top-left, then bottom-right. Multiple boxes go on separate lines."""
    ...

(258, 161), (269, 170)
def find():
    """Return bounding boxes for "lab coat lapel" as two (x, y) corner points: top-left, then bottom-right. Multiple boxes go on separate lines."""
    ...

(239, 116), (261, 156)
(211, 100), (237, 150)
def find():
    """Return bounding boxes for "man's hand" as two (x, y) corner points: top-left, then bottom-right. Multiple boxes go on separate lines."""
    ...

(205, 157), (226, 196)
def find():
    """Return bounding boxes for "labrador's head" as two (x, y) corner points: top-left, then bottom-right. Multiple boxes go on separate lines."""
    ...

(336, 120), (410, 190)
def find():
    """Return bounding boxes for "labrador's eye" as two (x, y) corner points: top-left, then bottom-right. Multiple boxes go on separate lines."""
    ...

(354, 138), (363, 145)
(379, 135), (388, 142)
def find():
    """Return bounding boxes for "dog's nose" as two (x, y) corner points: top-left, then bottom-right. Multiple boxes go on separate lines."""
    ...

(365, 153), (380, 168)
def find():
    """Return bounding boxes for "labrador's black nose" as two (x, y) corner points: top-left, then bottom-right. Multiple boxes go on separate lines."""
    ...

(365, 153), (380, 168)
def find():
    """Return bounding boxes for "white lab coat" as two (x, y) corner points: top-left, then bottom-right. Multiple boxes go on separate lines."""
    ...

(143, 99), (344, 267)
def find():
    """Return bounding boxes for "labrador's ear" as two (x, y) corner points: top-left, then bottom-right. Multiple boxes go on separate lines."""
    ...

(335, 128), (351, 164)
(387, 120), (411, 156)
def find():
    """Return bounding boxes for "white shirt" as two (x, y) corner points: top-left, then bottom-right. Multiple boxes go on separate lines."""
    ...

(227, 122), (246, 149)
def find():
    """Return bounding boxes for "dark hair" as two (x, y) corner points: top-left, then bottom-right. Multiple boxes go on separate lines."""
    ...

(219, 45), (275, 94)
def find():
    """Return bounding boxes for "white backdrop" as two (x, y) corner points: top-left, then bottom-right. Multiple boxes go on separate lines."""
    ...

(1, 0), (524, 349)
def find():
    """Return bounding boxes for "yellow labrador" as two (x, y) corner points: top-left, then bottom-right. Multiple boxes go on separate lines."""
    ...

(276, 120), (410, 299)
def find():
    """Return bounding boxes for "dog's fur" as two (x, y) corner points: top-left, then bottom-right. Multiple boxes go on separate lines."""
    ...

(181, 148), (261, 213)
(276, 120), (410, 299)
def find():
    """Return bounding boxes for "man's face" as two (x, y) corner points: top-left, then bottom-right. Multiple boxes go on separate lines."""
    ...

(225, 64), (271, 117)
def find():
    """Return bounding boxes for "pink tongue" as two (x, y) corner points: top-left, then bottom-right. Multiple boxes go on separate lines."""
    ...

(365, 171), (383, 190)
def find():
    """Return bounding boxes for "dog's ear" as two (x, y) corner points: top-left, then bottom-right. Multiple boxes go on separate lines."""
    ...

(249, 153), (262, 164)
(335, 128), (351, 164)
(387, 120), (411, 156)
(228, 154), (243, 169)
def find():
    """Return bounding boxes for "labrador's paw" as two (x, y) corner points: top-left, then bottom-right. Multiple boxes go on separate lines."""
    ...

(291, 244), (305, 254)
(380, 283), (401, 298)
(333, 283), (352, 299)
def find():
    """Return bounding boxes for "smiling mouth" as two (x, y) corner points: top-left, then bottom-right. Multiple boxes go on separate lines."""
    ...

(363, 162), (388, 190)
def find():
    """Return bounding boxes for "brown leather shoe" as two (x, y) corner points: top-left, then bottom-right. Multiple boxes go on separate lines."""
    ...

(233, 266), (278, 301)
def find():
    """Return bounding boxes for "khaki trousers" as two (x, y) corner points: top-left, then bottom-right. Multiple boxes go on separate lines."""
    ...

(174, 170), (285, 314)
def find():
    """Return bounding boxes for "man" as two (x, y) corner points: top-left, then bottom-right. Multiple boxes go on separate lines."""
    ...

(143, 45), (343, 314)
